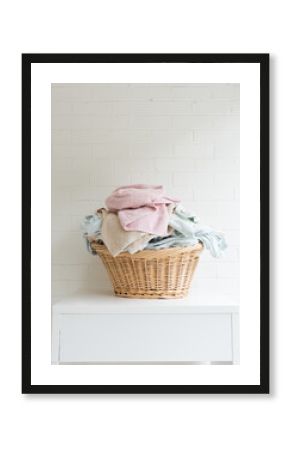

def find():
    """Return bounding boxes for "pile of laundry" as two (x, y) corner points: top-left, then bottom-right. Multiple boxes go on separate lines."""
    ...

(81, 184), (227, 258)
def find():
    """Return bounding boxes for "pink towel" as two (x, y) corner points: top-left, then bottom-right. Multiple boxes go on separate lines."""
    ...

(105, 184), (180, 235)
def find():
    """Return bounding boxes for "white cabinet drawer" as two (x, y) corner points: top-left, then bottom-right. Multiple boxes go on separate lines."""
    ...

(58, 313), (233, 363)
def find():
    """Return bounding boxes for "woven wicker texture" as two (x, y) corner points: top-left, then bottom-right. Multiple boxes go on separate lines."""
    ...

(91, 242), (203, 299)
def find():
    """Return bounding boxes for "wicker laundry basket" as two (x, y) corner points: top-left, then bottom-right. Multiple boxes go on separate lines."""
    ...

(91, 242), (203, 299)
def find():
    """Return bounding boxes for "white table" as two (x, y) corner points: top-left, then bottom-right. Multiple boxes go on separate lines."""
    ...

(52, 287), (239, 364)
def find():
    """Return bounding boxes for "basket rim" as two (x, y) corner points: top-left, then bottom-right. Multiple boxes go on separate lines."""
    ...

(91, 241), (203, 258)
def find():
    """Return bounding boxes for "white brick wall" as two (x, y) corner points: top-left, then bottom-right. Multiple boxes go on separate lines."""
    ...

(51, 83), (240, 297)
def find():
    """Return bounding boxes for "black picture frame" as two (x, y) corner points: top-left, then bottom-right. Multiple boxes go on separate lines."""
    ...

(22, 53), (269, 394)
